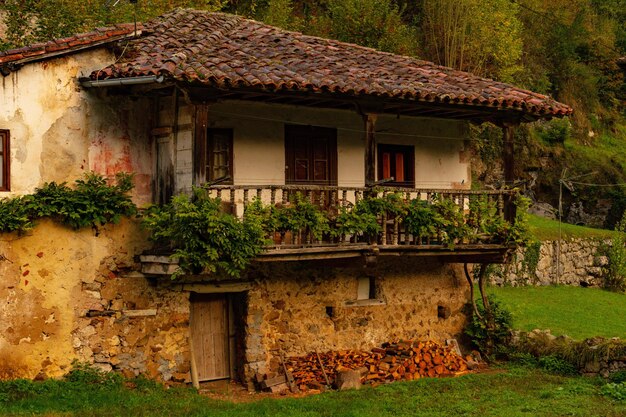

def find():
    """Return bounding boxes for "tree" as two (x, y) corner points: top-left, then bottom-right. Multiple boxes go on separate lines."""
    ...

(313, 0), (417, 56)
(0, 0), (225, 49)
(417, 0), (523, 82)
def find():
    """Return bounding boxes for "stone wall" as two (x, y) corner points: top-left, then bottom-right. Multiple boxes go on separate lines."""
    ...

(243, 258), (469, 382)
(0, 220), (191, 382)
(512, 330), (626, 378)
(1, 220), (471, 385)
(488, 239), (607, 287)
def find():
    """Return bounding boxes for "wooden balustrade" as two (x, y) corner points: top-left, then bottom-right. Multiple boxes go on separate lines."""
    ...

(204, 184), (518, 251)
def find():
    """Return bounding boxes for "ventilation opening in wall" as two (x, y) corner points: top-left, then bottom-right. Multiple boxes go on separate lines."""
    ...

(325, 306), (335, 318)
(357, 276), (377, 300)
(438, 305), (451, 319)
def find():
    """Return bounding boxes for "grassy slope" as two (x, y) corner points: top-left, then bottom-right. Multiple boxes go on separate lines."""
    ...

(528, 214), (616, 241)
(1, 367), (624, 417)
(485, 286), (626, 339)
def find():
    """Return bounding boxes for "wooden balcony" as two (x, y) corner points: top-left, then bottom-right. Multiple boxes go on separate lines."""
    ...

(202, 184), (518, 264)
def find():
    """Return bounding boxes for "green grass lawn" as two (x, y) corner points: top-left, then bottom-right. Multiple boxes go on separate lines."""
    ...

(485, 285), (626, 340)
(1, 366), (624, 417)
(528, 214), (616, 241)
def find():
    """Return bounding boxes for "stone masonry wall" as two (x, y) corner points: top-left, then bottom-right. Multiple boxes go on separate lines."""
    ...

(488, 239), (607, 287)
(1, 220), (472, 385)
(0, 220), (191, 382)
(243, 258), (470, 382)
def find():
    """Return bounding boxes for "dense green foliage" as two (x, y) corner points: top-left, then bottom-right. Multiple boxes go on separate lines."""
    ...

(1, 365), (624, 416)
(142, 188), (268, 279)
(0, 172), (136, 234)
(484, 285), (626, 339)
(600, 214), (626, 292)
(143, 191), (531, 278)
(465, 295), (513, 358)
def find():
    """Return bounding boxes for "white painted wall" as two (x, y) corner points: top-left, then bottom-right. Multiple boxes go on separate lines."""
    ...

(173, 100), (470, 192)
(0, 50), (154, 205)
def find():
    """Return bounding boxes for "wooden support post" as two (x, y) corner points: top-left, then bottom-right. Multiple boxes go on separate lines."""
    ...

(502, 124), (516, 222)
(193, 103), (210, 186)
(363, 113), (377, 187)
(502, 125), (514, 187)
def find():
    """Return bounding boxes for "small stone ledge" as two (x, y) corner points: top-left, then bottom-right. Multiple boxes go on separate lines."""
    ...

(342, 299), (386, 307)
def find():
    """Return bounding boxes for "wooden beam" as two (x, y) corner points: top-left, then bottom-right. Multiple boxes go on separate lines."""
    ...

(363, 113), (377, 186)
(193, 103), (210, 186)
(502, 124), (517, 222)
(502, 125), (515, 187)
(182, 282), (253, 293)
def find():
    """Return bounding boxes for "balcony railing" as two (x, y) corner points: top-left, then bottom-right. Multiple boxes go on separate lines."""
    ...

(202, 184), (518, 263)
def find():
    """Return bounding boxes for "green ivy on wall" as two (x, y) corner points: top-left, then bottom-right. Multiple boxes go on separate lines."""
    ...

(0, 172), (137, 234)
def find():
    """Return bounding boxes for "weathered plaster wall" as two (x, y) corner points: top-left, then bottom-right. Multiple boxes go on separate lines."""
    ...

(0, 220), (190, 381)
(488, 239), (607, 287)
(243, 258), (469, 380)
(0, 50), (153, 205)
(171, 100), (470, 194)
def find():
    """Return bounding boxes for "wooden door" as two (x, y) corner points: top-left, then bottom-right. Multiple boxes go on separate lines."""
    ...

(285, 125), (337, 185)
(190, 294), (230, 381)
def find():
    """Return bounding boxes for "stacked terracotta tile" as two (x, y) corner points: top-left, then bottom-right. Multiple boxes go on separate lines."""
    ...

(86, 9), (572, 118)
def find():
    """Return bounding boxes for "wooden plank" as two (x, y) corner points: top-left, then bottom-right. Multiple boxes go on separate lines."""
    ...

(151, 126), (173, 136)
(191, 294), (230, 382)
(122, 309), (157, 317)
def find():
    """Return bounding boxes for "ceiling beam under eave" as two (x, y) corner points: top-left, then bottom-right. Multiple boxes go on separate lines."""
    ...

(117, 82), (544, 124)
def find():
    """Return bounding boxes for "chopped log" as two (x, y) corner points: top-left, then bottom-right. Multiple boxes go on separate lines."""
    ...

(284, 339), (472, 391)
(260, 375), (287, 390)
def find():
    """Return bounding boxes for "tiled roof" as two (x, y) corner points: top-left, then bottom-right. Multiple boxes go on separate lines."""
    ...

(88, 9), (570, 119)
(0, 24), (140, 66)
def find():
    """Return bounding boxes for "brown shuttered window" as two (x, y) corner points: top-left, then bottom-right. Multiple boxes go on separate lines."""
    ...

(377, 144), (414, 188)
(0, 130), (9, 191)
(285, 125), (337, 186)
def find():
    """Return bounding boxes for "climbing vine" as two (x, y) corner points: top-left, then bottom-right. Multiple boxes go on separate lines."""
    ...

(0, 172), (137, 234)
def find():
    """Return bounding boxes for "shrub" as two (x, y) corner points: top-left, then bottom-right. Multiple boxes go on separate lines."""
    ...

(537, 118), (572, 145)
(142, 188), (268, 278)
(433, 196), (470, 247)
(601, 213), (626, 293)
(65, 362), (123, 388)
(601, 382), (626, 402)
(270, 193), (329, 241)
(537, 355), (577, 376)
(0, 172), (137, 234)
(403, 199), (441, 241)
(465, 295), (513, 358)
(609, 371), (626, 384)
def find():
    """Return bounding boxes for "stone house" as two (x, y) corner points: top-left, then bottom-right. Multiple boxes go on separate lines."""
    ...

(0, 9), (571, 386)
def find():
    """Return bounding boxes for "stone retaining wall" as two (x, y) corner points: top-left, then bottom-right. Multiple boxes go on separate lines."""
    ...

(488, 239), (608, 287)
(512, 330), (626, 378)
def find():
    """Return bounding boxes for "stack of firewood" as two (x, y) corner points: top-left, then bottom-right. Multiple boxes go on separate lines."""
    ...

(285, 340), (470, 391)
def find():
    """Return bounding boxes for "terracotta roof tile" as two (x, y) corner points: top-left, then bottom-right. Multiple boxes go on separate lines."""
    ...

(0, 23), (140, 65)
(83, 9), (569, 118)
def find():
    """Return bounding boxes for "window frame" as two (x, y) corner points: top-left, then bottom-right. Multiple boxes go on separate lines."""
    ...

(205, 128), (234, 185)
(285, 124), (338, 186)
(377, 143), (415, 188)
(0, 130), (9, 192)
